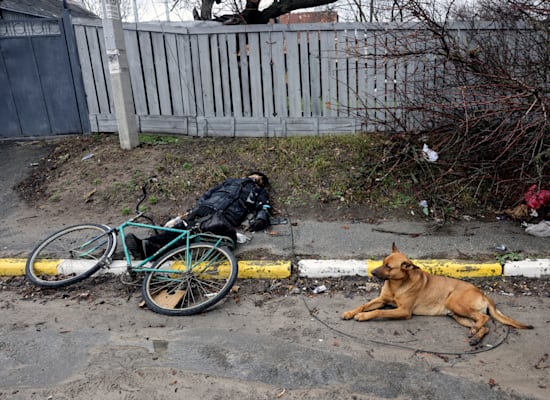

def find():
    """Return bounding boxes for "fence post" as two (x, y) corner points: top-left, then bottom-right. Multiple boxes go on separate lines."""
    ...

(101, 0), (139, 149)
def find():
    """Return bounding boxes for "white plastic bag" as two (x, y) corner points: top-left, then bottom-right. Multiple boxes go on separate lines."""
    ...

(524, 220), (550, 237)
(422, 144), (439, 162)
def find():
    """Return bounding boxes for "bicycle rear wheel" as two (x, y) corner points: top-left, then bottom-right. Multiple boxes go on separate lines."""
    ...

(142, 242), (238, 316)
(26, 224), (116, 288)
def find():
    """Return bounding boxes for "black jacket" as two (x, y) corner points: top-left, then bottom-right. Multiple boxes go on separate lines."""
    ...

(194, 177), (270, 228)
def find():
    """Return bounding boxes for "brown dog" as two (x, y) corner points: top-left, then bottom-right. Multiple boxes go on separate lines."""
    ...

(342, 243), (533, 345)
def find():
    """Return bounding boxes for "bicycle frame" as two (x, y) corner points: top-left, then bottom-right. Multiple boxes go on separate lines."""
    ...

(111, 216), (232, 275)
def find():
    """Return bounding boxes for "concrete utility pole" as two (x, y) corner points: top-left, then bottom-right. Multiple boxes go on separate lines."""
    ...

(101, 0), (139, 150)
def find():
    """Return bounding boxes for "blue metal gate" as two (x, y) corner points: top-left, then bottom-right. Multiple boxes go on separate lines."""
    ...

(0, 10), (89, 138)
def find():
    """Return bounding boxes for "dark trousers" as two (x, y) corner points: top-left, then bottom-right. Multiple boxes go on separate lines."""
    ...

(143, 206), (213, 256)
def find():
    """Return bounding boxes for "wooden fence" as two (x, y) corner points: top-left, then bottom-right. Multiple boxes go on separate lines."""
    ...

(71, 19), (523, 137)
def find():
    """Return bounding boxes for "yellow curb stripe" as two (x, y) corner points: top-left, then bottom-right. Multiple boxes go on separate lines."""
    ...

(367, 259), (502, 278)
(0, 258), (62, 276)
(238, 260), (291, 279)
(0, 258), (26, 276)
(0, 258), (292, 279)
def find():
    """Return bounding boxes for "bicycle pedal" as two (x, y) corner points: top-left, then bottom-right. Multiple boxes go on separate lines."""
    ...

(99, 258), (112, 268)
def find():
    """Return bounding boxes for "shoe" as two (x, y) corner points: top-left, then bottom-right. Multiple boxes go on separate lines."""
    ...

(125, 233), (145, 259)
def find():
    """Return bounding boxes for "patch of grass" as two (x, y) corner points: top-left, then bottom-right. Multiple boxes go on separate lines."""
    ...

(48, 193), (62, 202)
(140, 134), (179, 145)
(24, 132), (513, 222)
(496, 252), (525, 266)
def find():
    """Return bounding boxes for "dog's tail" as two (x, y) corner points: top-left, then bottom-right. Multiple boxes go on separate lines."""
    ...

(487, 298), (533, 329)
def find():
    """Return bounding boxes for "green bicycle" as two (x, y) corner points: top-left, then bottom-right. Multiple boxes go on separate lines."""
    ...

(25, 178), (238, 316)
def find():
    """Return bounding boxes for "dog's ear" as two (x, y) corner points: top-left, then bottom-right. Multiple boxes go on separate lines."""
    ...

(392, 242), (399, 253)
(401, 261), (419, 270)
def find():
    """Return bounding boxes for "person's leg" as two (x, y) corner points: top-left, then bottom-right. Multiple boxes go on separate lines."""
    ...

(125, 233), (145, 259)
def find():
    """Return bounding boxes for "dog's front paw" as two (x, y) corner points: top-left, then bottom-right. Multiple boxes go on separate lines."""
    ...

(341, 311), (356, 320)
(354, 312), (369, 321)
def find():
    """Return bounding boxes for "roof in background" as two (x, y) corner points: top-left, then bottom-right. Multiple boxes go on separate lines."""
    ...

(279, 11), (338, 24)
(0, 0), (99, 19)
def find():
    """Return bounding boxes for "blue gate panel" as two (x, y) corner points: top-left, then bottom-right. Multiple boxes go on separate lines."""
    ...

(0, 46), (22, 137)
(2, 37), (51, 136)
(34, 35), (81, 134)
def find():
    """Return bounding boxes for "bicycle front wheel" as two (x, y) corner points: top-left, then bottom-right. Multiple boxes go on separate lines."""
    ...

(142, 242), (238, 316)
(26, 224), (116, 288)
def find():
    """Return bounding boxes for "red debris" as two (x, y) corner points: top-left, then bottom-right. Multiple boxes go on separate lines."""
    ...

(524, 184), (550, 210)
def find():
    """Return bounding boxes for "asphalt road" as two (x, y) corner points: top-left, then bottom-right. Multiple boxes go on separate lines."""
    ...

(1, 278), (548, 400)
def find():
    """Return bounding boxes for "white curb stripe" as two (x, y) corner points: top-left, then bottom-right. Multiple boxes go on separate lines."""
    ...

(503, 259), (550, 278)
(298, 259), (369, 278)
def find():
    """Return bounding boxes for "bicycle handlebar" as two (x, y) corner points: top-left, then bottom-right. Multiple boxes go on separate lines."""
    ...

(135, 176), (158, 214)
(133, 177), (159, 230)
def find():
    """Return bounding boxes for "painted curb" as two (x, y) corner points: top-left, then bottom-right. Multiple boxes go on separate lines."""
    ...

(1, 258), (549, 279)
(298, 259), (550, 279)
(503, 259), (550, 278)
(0, 258), (292, 279)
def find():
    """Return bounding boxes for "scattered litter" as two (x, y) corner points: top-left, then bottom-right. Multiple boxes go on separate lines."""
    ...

(236, 232), (251, 243)
(30, 162), (39, 167)
(523, 220), (550, 237)
(422, 144), (439, 162)
(525, 184), (550, 210)
(495, 244), (507, 252)
(83, 188), (96, 202)
(164, 215), (183, 228)
(230, 285), (240, 293)
(504, 204), (530, 220)
(270, 217), (288, 225)
(419, 200), (429, 216)
(81, 153), (94, 161)
(312, 284), (327, 294)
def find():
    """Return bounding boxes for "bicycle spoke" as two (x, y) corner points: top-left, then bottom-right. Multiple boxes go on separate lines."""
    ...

(142, 242), (238, 316)
(26, 224), (115, 288)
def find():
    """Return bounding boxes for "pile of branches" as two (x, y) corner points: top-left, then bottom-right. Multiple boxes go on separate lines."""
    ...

(367, 0), (549, 215)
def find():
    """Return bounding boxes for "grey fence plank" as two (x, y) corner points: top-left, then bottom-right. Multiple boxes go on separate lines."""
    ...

(227, 33), (242, 117)
(176, 33), (196, 116)
(319, 31), (334, 117)
(198, 34), (215, 116)
(152, 31), (172, 115)
(74, 24), (99, 115)
(286, 31), (301, 117)
(336, 29), (349, 116)
(271, 31), (287, 120)
(138, 30), (160, 115)
(86, 25), (110, 114)
(300, 31), (311, 116)
(355, 29), (367, 124)
(309, 31), (321, 116)
(347, 30), (358, 117)
(124, 28), (147, 115)
(248, 33), (263, 117)
(190, 35), (204, 116)
(165, 33), (184, 115)
(238, 33), (251, 117)
(209, 34), (224, 117)
(260, 31), (274, 118)
(218, 34), (232, 116)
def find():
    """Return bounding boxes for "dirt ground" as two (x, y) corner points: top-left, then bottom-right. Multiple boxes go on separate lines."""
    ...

(15, 134), (388, 227)
(1, 273), (549, 400)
